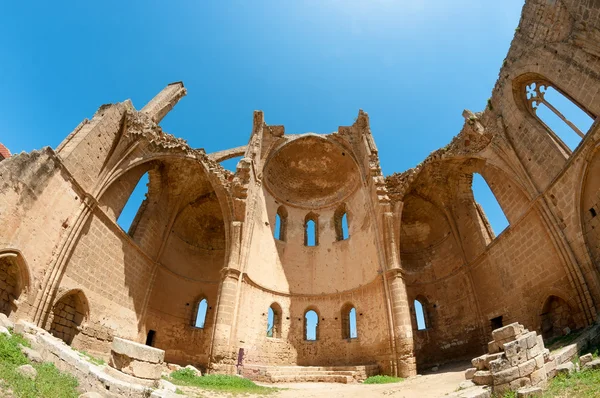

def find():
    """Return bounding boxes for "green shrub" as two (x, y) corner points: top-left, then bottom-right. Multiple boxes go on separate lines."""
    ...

(363, 375), (404, 384)
(169, 370), (278, 394)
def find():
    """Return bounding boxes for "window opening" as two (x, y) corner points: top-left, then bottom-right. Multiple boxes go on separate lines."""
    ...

(305, 310), (318, 341)
(145, 330), (156, 346)
(195, 298), (208, 328)
(117, 172), (149, 233)
(304, 214), (318, 246)
(334, 205), (349, 241)
(275, 206), (288, 241)
(267, 303), (282, 338)
(490, 316), (503, 331)
(414, 299), (427, 331)
(472, 173), (509, 236)
(342, 305), (358, 339)
(526, 82), (594, 151)
(342, 213), (349, 240)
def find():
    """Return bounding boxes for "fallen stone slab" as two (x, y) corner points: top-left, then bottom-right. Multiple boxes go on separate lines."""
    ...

(472, 370), (492, 385)
(455, 385), (491, 398)
(555, 362), (574, 375)
(583, 358), (600, 370)
(0, 314), (14, 329)
(79, 392), (105, 398)
(111, 337), (164, 364)
(459, 380), (476, 390)
(516, 386), (542, 397)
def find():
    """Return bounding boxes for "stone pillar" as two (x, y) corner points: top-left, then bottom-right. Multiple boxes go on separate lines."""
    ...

(386, 268), (417, 377)
(382, 206), (416, 377)
(140, 82), (187, 124)
(208, 267), (242, 374)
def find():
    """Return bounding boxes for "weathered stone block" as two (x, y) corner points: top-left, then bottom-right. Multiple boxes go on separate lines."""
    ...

(527, 343), (542, 360)
(509, 376), (531, 390)
(504, 338), (528, 366)
(518, 358), (536, 377)
(544, 359), (557, 379)
(472, 370), (493, 385)
(111, 337), (164, 364)
(583, 358), (600, 370)
(579, 353), (593, 366)
(465, 367), (477, 380)
(529, 367), (547, 387)
(489, 357), (511, 373)
(493, 366), (519, 385)
(556, 362), (574, 376)
(492, 323), (524, 342)
(472, 355), (487, 370)
(516, 386), (542, 397)
(533, 354), (544, 370)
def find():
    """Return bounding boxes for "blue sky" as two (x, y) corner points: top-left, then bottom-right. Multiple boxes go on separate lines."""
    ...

(4, 0), (592, 339)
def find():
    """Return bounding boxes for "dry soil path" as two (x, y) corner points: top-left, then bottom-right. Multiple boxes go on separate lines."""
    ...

(181, 362), (469, 398)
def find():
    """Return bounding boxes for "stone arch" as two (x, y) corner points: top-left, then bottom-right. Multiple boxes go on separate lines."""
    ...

(275, 206), (288, 242)
(333, 203), (349, 241)
(303, 307), (320, 341)
(412, 295), (431, 331)
(96, 153), (233, 257)
(267, 302), (282, 338)
(340, 302), (357, 339)
(304, 212), (319, 247)
(540, 295), (576, 340)
(512, 72), (597, 155)
(0, 249), (31, 317)
(49, 289), (90, 345)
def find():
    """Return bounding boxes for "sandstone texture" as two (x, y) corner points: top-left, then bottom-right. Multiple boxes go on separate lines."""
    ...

(0, 0), (599, 387)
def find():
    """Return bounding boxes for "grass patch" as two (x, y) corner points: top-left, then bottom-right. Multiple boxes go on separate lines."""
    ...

(363, 375), (404, 384)
(75, 349), (105, 366)
(168, 368), (279, 394)
(0, 332), (79, 397)
(542, 368), (600, 397)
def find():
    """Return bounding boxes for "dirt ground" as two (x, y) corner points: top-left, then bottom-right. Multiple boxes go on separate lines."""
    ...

(180, 362), (470, 398)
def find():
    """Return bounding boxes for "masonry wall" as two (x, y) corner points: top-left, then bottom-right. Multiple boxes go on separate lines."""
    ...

(0, 148), (83, 318)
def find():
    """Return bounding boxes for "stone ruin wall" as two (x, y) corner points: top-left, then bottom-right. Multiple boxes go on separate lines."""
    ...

(0, 0), (599, 378)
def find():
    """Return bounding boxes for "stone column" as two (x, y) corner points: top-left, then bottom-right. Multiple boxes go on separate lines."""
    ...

(382, 207), (416, 377)
(208, 267), (241, 373)
(386, 268), (417, 377)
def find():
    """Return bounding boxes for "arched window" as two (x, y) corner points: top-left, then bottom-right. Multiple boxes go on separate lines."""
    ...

(117, 172), (149, 234)
(334, 204), (349, 241)
(304, 309), (319, 341)
(414, 298), (428, 331)
(267, 303), (282, 338)
(525, 81), (594, 152)
(472, 173), (509, 238)
(194, 298), (208, 329)
(341, 303), (358, 339)
(304, 213), (319, 247)
(274, 206), (288, 241)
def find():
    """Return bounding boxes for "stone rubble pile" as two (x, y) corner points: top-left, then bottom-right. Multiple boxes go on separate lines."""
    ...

(465, 323), (548, 395)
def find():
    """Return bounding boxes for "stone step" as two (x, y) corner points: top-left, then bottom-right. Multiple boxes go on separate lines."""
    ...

(267, 370), (358, 376)
(269, 374), (353, 383)
(258, 365), (377, 372)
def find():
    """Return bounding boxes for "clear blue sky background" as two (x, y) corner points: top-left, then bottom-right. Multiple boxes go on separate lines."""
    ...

(3, 0), (593, 338)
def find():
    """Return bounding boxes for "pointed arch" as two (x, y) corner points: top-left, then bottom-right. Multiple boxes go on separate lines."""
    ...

(341, 302), (357, 339)
(304, 212), (319, 247)
(304, 307), (319, 341)
(334, 204), (349, 241)
(0, 249), (31, 317)
(194, 297), (209, 329)
(267, 302), (282, 338)
(275, 206), (288, 242)
(413, 295), (430, 331)
(514, 73), (596, 154)
(49, 289), (90, 345)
